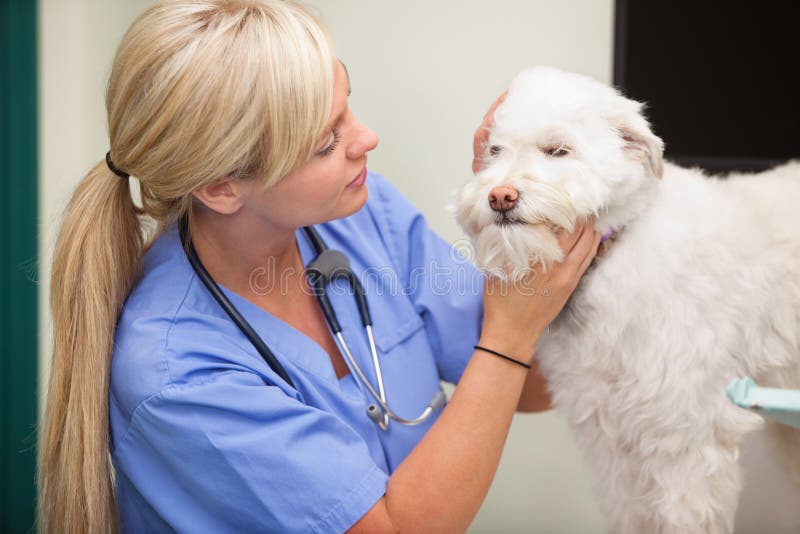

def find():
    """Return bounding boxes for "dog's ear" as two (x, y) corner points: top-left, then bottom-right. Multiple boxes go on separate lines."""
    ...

(611, 106), (665, 179)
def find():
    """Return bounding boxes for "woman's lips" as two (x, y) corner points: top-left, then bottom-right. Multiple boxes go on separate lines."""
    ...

(346, 167), (367, 189)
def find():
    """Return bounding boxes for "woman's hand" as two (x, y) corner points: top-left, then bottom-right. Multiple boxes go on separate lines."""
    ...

(479, 219), (601, 363)
(472, 91), (507, 174)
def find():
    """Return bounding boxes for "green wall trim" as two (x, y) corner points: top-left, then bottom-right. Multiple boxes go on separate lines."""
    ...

(1, 0), (39, 531)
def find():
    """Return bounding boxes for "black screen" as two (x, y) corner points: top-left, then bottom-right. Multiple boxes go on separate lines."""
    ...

(614, 0), (800, 173)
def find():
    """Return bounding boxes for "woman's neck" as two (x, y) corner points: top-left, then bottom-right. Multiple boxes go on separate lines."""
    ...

(189, 206), (305, 304)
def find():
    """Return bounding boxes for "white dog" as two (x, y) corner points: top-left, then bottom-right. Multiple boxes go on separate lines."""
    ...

(454, 67), (800, 534)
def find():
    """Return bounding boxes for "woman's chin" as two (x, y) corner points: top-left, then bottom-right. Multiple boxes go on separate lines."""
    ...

(329, 184), (369, 223)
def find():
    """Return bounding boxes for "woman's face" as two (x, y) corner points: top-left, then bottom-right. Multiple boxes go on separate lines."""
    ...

(239, 61), (379, 232)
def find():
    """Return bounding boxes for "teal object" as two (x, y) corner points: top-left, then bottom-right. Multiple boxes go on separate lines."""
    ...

(727, 377), (800, 429)
(1, 0), (39, 531)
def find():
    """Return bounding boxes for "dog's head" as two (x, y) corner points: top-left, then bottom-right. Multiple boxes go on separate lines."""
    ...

(455, 66), (664, 276)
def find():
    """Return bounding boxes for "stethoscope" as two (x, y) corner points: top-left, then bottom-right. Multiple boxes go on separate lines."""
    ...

(180, 219), (445, 430)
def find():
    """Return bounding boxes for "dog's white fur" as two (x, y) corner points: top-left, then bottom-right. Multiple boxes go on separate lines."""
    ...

(454, 67), (800, 533)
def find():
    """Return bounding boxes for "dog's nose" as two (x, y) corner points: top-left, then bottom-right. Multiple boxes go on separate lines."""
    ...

(488, 186), (519, 212)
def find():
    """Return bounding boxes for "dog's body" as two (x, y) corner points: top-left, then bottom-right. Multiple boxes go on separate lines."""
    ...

(537, 161), (800, 533)
(455, 67), (800, 533)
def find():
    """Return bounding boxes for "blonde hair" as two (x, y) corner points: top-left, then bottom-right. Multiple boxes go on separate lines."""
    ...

(38, 1), (335, 532)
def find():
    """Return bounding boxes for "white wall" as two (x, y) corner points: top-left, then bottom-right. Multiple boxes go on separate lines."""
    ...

(38, 1), (613, 532)
(38, 0), (155, 409)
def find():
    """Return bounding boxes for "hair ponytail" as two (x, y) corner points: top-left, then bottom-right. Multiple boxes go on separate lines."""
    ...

(38, 162), (143, 534)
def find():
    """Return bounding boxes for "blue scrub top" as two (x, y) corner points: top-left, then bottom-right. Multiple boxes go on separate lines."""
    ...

(109, 172), (484, 532)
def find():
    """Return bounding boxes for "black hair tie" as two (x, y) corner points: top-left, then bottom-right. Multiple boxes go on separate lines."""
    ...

(106, 151), (130, 179)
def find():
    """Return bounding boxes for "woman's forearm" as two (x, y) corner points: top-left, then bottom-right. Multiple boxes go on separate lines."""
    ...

(344, 321), (541, 533)
(383, 344), (531, 532)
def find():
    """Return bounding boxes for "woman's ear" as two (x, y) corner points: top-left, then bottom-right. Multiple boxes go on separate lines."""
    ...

(192, 176), (246, 215)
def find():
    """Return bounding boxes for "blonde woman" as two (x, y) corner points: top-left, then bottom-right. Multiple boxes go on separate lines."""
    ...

(39, 1), (600, 532)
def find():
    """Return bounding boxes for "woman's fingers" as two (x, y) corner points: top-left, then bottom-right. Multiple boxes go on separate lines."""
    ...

(556, 220), (588, 254)
(576, 231), (602, 276)
(472, 126), (489, 174)
(472, 91), (508, 174)
(566, 221), (597, 262)
(560, 219), (600, 277)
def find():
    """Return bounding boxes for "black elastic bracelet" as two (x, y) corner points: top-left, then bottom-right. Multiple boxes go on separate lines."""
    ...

(473, 345), (531, 369)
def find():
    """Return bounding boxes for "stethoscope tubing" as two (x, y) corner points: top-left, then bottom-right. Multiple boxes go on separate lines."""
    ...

(303, 227), (446, 428)
(182, 219), (296, 389)
(335, 327), (445, 429)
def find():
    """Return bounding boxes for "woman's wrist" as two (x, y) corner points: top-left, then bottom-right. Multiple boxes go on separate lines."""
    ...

(473, 345), (532, 369)
(476, 329), (540, 366)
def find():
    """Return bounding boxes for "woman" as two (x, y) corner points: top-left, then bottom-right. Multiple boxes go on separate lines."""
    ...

(38, 1), (600, 532)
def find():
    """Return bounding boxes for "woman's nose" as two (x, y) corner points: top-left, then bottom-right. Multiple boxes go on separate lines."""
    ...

(346, 119), (379, 159)
(488, 185), (519, 212)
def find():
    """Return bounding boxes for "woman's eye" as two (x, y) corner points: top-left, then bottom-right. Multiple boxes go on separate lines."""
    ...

(317, 128), (341, 157)
(545, 146), (569, 157)
(489, 145), (503, 157)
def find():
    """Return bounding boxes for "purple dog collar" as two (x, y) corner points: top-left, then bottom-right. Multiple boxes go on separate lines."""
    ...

(600, 226), (622, 243)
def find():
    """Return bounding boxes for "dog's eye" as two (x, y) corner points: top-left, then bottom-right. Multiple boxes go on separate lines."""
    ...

(489, 145), (503, 157)
(545, 146), (569, 157)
